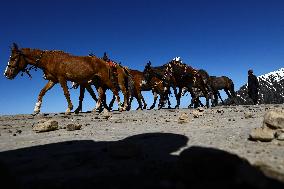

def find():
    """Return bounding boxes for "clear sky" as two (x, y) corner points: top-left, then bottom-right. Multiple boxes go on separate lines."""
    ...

(0, 0), (283, 115)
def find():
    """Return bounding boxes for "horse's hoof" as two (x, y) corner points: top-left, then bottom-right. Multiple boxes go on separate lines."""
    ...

(74, 109), (81, 114)
(33, 110), (40, 115)
(65, 108), (71, 115)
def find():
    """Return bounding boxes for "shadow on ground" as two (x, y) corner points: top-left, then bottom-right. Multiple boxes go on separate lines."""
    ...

(0, 132), (283, 189)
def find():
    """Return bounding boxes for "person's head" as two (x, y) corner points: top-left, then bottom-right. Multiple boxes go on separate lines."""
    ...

(248, 69), (253, 75)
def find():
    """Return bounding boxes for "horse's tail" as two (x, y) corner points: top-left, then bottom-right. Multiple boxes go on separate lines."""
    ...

(198, 69), (211, 92)
(230, 80), (236, 97)
(123, 67), (135, 97)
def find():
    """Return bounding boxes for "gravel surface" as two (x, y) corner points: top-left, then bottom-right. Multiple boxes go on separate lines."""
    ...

(0, 104), (284, 188)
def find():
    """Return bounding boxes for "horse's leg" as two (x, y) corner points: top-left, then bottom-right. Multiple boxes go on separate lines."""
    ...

(59, 78), (73, 114)
(150, 91), (158, 109)
(74, 85), (85, 114)
(136, 92), (144, 110)
(128, 95), (133, 110)
(86, 85), (98, 102)
(101, 89), (110, 111)
(175, 88), (182, 109)
(199, 98), (204, 107)
(167, 94), (171, 108)
(118, 79), (129, 111)
(200, 85), (209, 108)
(95, 87), (105, 112)
(158, 91), (168, 110)
(187, 87), (194, 108)
(224, 89), (231, 99)
(187, 87), (198, 108)
(140, 93), (147, 109)
(34, 80), (56, 114)
(109, 85), (123, 111)
(218, 90), (225, 105)
(173, 87), (180, 109)
(213, 91), (219, 106)
(108, 94), (116, 110)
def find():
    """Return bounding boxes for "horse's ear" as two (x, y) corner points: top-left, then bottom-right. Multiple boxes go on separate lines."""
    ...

(12, 43), (19, 50)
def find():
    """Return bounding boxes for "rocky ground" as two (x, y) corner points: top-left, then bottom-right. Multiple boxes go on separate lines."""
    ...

(0, 104), (284, 189)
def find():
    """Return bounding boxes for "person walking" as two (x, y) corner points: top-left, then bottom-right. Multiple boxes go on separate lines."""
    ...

(247, 69), (259, 105)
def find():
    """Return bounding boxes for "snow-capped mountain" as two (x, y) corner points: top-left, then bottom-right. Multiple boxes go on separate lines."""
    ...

(233, 68), (284, 105)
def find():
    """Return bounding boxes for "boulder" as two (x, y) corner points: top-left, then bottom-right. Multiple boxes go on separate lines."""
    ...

(263, 110), (284, 129)
(32, 120), (58, 133)
(249, 127), (275, 142)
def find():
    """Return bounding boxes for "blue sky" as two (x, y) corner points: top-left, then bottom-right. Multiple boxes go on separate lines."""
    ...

(1, 0), (284, 114)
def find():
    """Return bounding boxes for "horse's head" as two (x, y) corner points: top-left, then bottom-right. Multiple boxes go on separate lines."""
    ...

(143, 61), (154, 82)
(4, 43), (28, 79)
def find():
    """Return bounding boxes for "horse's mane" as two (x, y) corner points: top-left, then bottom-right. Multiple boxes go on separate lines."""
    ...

(22, 48), (75, 57)
(151, 65), (167, 79)
(198, 69), (209, 76)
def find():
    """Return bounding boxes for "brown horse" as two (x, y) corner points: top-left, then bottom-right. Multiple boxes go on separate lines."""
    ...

(73, 58), (133, 113)
(4, 43), (129, 114)
(127, 69), (172, 110)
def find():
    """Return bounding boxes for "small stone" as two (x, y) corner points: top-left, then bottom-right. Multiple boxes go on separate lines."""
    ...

(178, 113), (189, 124)
(66, 124), (82, 131)
(192, 110), (203, 118)
(244, 112), (253, 119)
(197, 107), (205, 112)
(16, 129), (22, 134)
(275, 130), (284, 141)
(217, 109), (224, 113)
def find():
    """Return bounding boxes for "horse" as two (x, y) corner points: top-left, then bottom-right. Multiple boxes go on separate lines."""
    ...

(181, 75), (235, 107)
(143, 61), (179, 109)
(72, 58), (133, 113)
(208, 76), (236, 106)
(143, 58), (211, 109)
(181, 86), (216, 108)
(126, 69), (172, 110)
(4, 43), (129, 114)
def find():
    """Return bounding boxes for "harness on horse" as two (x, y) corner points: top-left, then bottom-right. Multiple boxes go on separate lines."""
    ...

(19, 50), (45, 78)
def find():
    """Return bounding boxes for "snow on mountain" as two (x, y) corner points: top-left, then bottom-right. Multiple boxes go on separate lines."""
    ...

(232, 68), (284, 105)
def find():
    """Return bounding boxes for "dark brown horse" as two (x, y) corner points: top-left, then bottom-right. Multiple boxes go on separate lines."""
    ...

(181, 86), (216, 108)
(208, 76), (236, 106)
(143, 59), (210, 109)
(4, 43), (129, 114)
(181, 75), (235, 107)
(143, 61), (178, 109)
